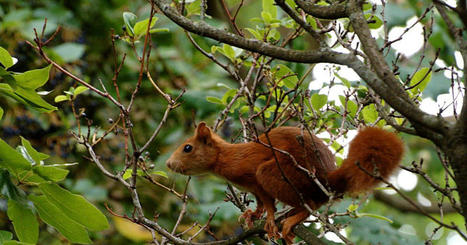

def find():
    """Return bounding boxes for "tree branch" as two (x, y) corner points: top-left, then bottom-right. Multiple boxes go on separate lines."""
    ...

(295, 0), (348, 19)
(374, 191), (460, 214)
(152, 0), (449, 138)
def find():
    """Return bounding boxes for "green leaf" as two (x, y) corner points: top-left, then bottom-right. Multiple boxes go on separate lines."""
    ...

(152, 170), (168, 179)
(29, 195), (91, 244)
(262, 0), (277, 19)
(362, 104), (378, 123)
(39, 183), (109, 231)
(7, 199), (38, 244)
(73, 86), (89, 96)
(14, 87), (57, 112)
(347, 203), (359, 212)
(0, 170), (25, 201)
(347, 100), (358, 117)
(4, 241), (35, 245)
(365, 14), (383, 29)
(13, 65), (51, 90)
(0, 230), (13, 243)
(54, 95), (69, 102)
(33, 165), (69, 182)
(149, 28), (169, 33)
(21, 137), (49, 164)
(357, 212), (393, 223)
(0, 47), (14, 69)
(409, 67), (432, 94)
(123, 12), (137, 37)
(52, 43), (85, 63)
(363, 3), (372, 11)
(206, 96), (224, 105)
(221, 89), (237, 104)
(275, 65), (298, 89)
(122, 169), (143, 180)
(334, 72), (351, 88)
(0, 106), (3, 120)
(311, 94), (328, 110)
(133, 16), (158, 37)
(222, 44), (236, 62)
(0, 83), (24, 103)
(245, 28), (262, 39)
(0, 138), (31, 173)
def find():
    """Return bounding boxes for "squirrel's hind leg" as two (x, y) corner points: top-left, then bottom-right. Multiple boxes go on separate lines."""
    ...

(281, 207), (309, 244)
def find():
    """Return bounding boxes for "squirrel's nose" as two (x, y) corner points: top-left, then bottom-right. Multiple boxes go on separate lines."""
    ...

(166, 159), (174, 170)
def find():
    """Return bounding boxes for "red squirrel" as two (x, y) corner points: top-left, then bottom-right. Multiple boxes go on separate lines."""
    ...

(166, 122), (404, 244)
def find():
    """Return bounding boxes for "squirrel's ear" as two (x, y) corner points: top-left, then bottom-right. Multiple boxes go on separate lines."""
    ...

(196, 122), (212, 144)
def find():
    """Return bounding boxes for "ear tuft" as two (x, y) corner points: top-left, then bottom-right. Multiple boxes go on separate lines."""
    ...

(196, 122), (211, 144)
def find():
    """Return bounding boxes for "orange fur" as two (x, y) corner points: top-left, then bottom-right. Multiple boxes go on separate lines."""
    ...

(166, 123), (404, 244)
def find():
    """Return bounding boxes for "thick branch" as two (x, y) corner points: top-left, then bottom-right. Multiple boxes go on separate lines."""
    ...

(295, 0), (348, 19)
(152, 0), (450, 141)
(346, 0), (452, 138)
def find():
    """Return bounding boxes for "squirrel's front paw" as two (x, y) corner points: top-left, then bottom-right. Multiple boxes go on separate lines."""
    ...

(239, 209), (256, 228)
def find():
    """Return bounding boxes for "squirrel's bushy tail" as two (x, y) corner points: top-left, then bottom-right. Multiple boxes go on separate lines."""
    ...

(328, 127), (404, 194)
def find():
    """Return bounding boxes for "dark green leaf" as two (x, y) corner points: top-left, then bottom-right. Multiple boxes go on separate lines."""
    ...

(0, 106), (3, 120)
(39, 183), (109, 231)
(29, 195), (91, 244)
(7, 199), (38, 244)
(12, 65), (51, 90)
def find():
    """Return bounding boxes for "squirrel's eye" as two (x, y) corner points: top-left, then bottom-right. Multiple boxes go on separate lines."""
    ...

(183, 144), (193, 153)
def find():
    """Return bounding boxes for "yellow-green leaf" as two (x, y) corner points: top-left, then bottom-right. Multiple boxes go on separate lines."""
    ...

(409, 67), (432, 94)
(0, 47), (14, 69)
(357, 212), (393, 223)
(74, 86), (89, 96)
(54, 95), (69, 102)
(311, 94), (328, 110)
(134, 16), (158, 37)
(362, 104), (378, 123)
